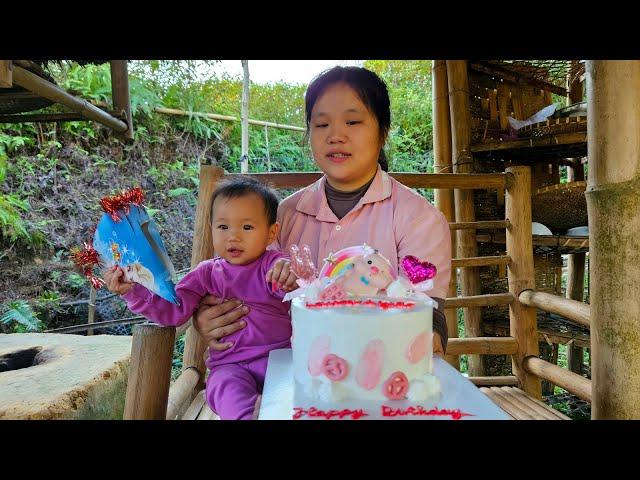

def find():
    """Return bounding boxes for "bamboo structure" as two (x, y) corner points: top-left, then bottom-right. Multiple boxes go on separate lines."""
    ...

(109, 60), (133, 141)
(523, 356), (591, 402)
(1, 60), (12, 88)
(447, 60), (484, 376)
(519, 290), (590, 329)
(241, 60), (250, 174)
(446, 337), (518, 356)
(11, 66), (128, 133)
(566, 60), (586, 374)
(123, 324), (176, 420)
(586, 60), (640, 419)
(432, 60), (459, 369)
(505, 166), (541, 398)
(180, 165), (225, 392)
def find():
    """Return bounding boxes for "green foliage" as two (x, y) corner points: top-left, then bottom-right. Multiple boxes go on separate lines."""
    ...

(1, 300), (43, 332)
(67, 272), (87, 290)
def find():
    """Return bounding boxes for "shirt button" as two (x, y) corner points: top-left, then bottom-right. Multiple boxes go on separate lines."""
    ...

(335, 225), (341, 231)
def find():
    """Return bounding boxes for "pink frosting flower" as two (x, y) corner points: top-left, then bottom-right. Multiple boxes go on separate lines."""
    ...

(322, 354), (349, 381)
(382, 371), (409, 400)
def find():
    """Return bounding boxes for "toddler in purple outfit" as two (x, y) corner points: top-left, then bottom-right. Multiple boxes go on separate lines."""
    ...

(103, 178), (298, 420)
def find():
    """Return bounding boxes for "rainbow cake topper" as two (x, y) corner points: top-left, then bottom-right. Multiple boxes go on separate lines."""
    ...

(319, 244), (395, 281)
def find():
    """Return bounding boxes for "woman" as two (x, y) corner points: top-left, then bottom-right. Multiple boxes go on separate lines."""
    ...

(193, 66), (451, 359)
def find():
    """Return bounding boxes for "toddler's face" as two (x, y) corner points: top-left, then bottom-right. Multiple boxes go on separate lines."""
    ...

(211, 193), (278, 265)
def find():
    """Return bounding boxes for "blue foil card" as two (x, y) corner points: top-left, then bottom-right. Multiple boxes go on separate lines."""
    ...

(93, 205), (179, 304)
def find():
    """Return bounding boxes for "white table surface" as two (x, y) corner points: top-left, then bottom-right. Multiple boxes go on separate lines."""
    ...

(258, 349), (511, 420)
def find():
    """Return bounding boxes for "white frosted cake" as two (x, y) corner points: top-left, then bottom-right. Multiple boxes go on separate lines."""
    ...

(286, 244), (441, 405)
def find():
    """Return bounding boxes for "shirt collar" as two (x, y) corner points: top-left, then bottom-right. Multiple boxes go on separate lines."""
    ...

(295, 165), (392, 220)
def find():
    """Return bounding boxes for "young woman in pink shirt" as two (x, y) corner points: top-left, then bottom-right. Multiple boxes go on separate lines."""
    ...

(194, 66), (452, 372)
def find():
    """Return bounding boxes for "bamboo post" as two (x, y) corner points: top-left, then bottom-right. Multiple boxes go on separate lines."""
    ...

(109, 60), (134, 142)
(586, 60), (640, 419)
(123, 323), (176, 420)
(505, 165), (541, 399)
(241, 60), (250, 173)
(181, 165), (225, 396)
(565, 60), (586, 375)
(432, 60), (459, 369)
(87, 287), (96, 336)
(264, 125), (271, 172)
(447, 60), (484, 376)
(1, 60), (12, 88)
(11, 66), (128, 133)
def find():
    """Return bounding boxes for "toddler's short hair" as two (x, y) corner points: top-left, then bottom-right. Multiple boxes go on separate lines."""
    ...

(210, 176), (279, 225)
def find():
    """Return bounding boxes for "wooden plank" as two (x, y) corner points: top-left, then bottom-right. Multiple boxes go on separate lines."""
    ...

(497, 83), (511, 131)
(479, 387), (517, 419)
(499, 387), (560, 420)
(0, 111), (126, 123)
(180, 390), (207, 420)
(1, 60), (13, 88)
(468, 62), (568, 96)
(488, 89), (498, 121)
(507, 387), (570, 420)
(445, 293), (514, 308)
(481, 387), (536, 420)
(446, 336), (518, 356)
(452, 255), (510, 268)
(166, 367), (201, 420)
(476, 233), (589, 250)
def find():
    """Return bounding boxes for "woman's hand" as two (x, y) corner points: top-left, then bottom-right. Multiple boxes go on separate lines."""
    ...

(193, 295), (249, 351)
(433, 332), (445, 358)
(103, 265), (134, 295)
(266, 258), (299, 293)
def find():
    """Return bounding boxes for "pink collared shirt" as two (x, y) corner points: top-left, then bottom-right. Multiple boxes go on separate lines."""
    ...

(271, 165), (452, 298)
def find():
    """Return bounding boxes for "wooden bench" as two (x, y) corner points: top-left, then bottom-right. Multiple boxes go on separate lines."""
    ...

(480, 386), (570, 420)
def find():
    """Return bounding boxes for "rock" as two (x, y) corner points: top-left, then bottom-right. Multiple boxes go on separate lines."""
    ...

(0, 333), (131, 419)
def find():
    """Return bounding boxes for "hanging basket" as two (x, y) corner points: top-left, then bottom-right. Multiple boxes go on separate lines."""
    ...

(531, 181), (588, 232)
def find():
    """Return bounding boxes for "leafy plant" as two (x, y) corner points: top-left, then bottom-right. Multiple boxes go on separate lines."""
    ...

(67, 272), (87, 290)
(1, 300), (43, 332)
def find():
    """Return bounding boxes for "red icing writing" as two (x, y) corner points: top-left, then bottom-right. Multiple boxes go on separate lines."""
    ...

(381, 405), (474, 420)
(306, 300), (416, 310)
(292, 407), (369, 420)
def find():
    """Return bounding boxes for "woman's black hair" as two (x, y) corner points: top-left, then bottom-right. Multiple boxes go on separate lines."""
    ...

(210, 177), (279, 225)
(304, 66), (391, 172)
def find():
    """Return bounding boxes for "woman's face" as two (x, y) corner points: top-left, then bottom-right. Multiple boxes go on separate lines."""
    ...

(310, 82), (383, 191)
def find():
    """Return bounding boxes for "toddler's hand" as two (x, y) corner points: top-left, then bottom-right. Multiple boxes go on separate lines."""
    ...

(103, 265), (135, 295)
(266, 258), (299, 293)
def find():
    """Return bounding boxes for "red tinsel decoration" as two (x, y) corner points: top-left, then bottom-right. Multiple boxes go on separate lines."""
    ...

(70, 241), (105, 289)
(99, 187), (145, 222)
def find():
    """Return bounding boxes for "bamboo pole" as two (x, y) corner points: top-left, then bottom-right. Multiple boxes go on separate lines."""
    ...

(109, 60), (133, 141)
(469, 376), (518, 387)
(446, 336), (518, 356)
(566, 60), (587, 374)
(0, 111), (126, 124)
(449, 220), (510, 230)
(433, 60), (459, 369)
(241, 60), (249, 174)
(123, 323), (176, 420)
(87, 287), (96, 336)
(445, 292), (513, 308)
(447, 60), (484, 376)
(451, 255), (510, 269)
(181, 165), (225, 395)
(586, 60), (640, 419)
(505, 166), (541, 399)
(1, 60), (12, 88)
(264, 125), (271, 171)
(11, 66), (128, 133)
(523, 356), (591, 402)
(154, 107), (305, 132)
(166, 367), (201, 420)
(519, 290), (590, 329)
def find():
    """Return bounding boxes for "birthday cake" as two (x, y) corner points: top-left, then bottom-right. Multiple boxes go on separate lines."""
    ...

(286, 244), (442, 406)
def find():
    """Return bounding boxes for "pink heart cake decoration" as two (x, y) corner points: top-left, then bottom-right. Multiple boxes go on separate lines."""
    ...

(401, 255), (437, 284)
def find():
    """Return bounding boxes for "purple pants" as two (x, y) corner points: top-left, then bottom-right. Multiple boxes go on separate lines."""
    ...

(205, 356), (268, 420)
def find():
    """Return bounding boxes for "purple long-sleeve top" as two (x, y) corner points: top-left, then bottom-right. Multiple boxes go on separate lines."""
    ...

(122, 250), (292, 369)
